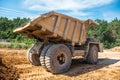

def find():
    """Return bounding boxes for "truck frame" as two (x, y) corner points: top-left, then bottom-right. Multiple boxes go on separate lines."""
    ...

(14, 11), (103, 74)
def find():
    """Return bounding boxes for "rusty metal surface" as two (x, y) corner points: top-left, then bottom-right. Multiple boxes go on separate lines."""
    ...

(14, 11), (98, 45)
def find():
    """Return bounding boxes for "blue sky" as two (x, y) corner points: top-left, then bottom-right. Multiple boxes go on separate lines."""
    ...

(0, 0), (120, 21)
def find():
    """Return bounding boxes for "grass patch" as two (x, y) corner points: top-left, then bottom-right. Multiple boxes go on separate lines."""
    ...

(0, 42), (33, 49)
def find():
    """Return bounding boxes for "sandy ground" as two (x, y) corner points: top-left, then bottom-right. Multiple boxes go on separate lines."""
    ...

(0, 48), (120, 80)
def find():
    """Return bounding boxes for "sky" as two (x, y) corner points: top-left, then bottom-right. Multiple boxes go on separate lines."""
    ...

(0, 0), (120, 21)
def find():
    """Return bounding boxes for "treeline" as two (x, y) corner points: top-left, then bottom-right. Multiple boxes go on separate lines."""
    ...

(0, 17), (120, 49)
(0, 17), (35, 49)
(88, 18), (120, 48)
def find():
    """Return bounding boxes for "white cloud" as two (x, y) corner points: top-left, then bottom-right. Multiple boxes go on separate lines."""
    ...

(103, 11), (120, 21)
(23, 0), (113, 11)
(22, 0), (114, 20)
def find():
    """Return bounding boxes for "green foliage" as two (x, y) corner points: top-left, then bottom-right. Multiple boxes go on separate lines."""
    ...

(0, 17), (35, 49)
(0, 42), (33, 49)
(88, 18), (120, 49)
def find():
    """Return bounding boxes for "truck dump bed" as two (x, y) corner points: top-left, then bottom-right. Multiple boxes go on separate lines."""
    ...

(14, 11), (98, 45)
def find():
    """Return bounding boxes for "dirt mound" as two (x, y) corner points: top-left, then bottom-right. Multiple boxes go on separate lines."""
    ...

(0, 62), (18, 80)
(0, 49), (27, 80)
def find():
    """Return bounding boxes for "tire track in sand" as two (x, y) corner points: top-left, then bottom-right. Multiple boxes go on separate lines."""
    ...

(14, 64), (54, 80)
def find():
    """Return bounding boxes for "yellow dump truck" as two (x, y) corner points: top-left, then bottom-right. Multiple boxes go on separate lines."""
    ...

(14, 11), (103, 74)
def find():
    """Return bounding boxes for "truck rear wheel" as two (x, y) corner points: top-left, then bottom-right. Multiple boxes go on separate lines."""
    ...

(27, 48), (40, 66)
(40, 45), (52, 66)
(45, 44), (71, 74)
(86, 45), (98, 64)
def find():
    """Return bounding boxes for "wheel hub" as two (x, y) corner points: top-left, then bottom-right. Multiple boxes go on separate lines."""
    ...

(57, 52), (65, 65)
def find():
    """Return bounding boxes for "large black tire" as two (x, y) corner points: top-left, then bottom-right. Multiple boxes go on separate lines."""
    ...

(45, 44), (71, 74)
(40, 45), (52, 66)
(0, 57), (2, 64)
(27, 48), (40, 66)
(27, 48), (32, 63)
(86, 45), (98, 64)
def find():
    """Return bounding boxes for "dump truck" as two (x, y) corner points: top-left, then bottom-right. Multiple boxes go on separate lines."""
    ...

(14, 11), (103, 74)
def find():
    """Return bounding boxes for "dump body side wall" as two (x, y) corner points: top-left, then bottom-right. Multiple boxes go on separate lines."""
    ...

(14, 12), (98, 46)
(34, 14), (87, 45)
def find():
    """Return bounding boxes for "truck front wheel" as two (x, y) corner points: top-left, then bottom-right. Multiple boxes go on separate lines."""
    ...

(86, 45), (98, 64)
(45, 44), (71, 74)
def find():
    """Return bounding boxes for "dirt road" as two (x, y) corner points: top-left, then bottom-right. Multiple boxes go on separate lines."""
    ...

(0, 48), (120, 80)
